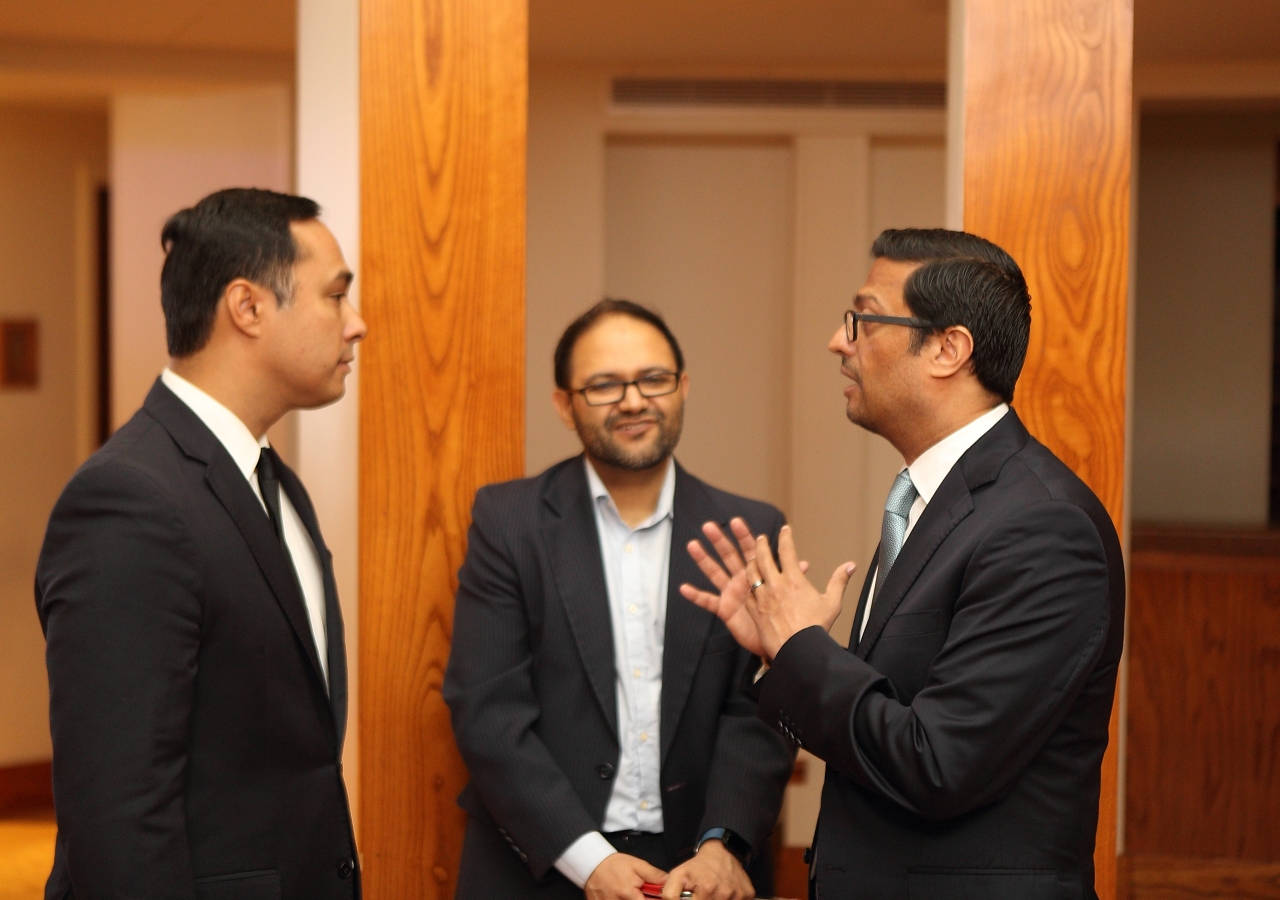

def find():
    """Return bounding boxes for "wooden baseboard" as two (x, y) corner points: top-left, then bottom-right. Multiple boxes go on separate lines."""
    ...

(0, 760), (52, 816)
(773, 845), (808, 900)
(1126, 855), (1280, 900)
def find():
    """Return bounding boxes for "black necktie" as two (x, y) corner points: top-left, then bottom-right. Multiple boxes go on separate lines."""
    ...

(256, 447), (288, 547)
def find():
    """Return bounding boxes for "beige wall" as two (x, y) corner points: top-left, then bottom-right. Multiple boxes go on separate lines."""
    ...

(110, 87), (292, 433)
(604, 138), (795, 510)
(526, 64), (946, 844)
(1131, 112), (1280, 524)
(0, 105), (107, 767)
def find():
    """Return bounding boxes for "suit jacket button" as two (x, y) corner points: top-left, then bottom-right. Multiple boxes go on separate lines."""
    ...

(338, 859), (355, 879)
(597, 763), (615, 780)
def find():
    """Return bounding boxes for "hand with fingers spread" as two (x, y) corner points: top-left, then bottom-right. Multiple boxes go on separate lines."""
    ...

(678, 518), (772, 657)
(680, 518), (856, 661)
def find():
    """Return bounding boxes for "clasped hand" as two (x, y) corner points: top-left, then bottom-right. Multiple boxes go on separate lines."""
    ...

(679, 519), (856, 661)
(584, 841), (753, 900)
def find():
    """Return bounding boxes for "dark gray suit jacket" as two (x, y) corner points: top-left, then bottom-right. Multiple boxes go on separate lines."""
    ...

(36, 380), (357, 900)
(758, 410), (1125, 900)
(443, 457), (793, 897)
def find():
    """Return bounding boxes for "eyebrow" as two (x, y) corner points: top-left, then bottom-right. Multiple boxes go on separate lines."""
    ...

(331, 270), (354, 289)
(583, 366), (676, 382)
(853, 292), (882, 310)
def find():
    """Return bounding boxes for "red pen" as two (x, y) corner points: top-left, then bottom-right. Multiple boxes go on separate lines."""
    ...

(640, 884), (692, 899)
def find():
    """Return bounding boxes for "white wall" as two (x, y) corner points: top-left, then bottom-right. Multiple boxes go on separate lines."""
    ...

(296, 0), (362, 827)
(1131, 113), (1280, 524)
(110, 86), (292, 431)
(0, 106), (107, 767)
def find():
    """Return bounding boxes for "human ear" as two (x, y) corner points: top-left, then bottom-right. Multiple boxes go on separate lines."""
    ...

(930, 325), (975, 378)
(551, 389), (577, 431)
(224, 280), (267, 338)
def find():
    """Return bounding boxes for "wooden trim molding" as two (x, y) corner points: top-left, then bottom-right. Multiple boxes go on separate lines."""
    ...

(0, 760), (53, 816)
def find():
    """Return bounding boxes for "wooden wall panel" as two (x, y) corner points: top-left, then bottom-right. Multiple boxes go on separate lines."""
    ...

(359, 0), (527, 896)
(1126, 547), (1280, 861)
(961, 2), (1133, 897)
(1127, 856), (1280, 900)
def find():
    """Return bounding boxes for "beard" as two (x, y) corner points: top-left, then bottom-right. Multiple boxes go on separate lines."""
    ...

(574, 403), (684, 472)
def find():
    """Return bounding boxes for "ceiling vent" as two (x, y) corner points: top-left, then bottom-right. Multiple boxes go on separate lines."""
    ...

(612, 78), (946, 109)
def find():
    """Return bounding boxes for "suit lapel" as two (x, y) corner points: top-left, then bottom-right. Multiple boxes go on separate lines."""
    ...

(856, 409), (1032, 658)
(846, 549), (878, 651)
(856, 475), (971, 658)
(143, 380), (329, 691)
(204, 454), (330, 686)
(542, 461), (618, 735)
(660, 466), (718, 764)
(276, 462), (347, 742)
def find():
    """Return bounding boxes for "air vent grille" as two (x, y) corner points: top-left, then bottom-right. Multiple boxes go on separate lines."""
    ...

(612, 78), (946, 109)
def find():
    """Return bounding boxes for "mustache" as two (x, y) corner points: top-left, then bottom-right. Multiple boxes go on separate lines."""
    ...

(605, 410), (665, 429)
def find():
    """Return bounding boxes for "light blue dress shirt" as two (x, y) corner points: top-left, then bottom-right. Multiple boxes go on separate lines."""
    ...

(553, 457), (676, 886)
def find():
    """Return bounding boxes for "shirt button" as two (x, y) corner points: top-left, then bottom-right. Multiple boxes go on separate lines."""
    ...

(633, 668), (642, 678)
(640, 800), (649, 810)
(625, 544), (634, 554)
(640, 732), (649, 743)
(628, 604), (638, 614)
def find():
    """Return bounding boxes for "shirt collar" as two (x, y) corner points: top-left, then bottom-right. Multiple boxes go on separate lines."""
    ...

(905, 404), (1009, 504)
(584, 455), (677, 529)
(161, 368), (269, 481)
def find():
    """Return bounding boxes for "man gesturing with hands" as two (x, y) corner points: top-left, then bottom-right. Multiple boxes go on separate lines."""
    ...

(683, 229), (1125, 900)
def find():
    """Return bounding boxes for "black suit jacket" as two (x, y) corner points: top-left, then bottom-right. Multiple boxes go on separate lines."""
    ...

(35, 380), (358, 900)
(443, 457), (793, 897)
(758, 410), (1125, 900)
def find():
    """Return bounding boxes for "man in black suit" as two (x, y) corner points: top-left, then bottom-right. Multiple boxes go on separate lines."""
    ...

(35, 188), (366, 900)
(444, 300), (793, 900)
(684, 230), (1125, 900)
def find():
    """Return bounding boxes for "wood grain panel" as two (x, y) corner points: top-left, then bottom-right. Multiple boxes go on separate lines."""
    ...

(0, 761), (52, 816)
(359, 0), (527, 896)
(1127, 856), (1280, 900)
(1126, 551), (1280, 860)
(961, 2), (1133, 897)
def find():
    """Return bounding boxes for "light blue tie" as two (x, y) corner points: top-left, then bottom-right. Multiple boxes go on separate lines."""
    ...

(876, 469), (918, 598)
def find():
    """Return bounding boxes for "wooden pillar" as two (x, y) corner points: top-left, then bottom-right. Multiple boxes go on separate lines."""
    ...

(359, 0), (527, 896)
(957, 1), (1133, 898)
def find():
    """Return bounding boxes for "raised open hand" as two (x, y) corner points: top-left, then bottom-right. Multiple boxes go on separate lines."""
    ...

(679, 518), (770, 657)
(741, 524), (855, 658)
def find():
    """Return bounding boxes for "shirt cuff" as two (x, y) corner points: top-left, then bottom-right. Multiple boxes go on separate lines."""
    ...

(554, 831), (617, 888)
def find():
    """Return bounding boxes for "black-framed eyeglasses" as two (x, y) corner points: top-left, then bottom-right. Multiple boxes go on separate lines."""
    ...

(844, 309), (935, 343)
(572, 372), (682, 407)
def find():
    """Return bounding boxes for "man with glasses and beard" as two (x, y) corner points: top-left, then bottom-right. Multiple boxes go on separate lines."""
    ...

(445, 300), (793, 900)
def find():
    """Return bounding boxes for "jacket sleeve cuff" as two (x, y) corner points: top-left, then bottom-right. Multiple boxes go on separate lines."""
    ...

(554, 831), (616, 888)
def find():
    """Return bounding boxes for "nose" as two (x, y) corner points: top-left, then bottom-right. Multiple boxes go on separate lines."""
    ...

(344, 300), (368, 343)
(829, 324), (851, 357)
(618, 382), (648, 412)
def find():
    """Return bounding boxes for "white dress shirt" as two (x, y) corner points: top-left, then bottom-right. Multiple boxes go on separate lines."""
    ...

(161, 369), (329, 685)
(859, 404), (1009, 641)
(554, 457), (676, 887)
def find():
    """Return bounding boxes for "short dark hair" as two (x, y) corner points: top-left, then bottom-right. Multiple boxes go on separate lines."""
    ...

(160, 188), (321, 357)
(553, 299), (685, 390)
(872, 228), (1031, 403)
